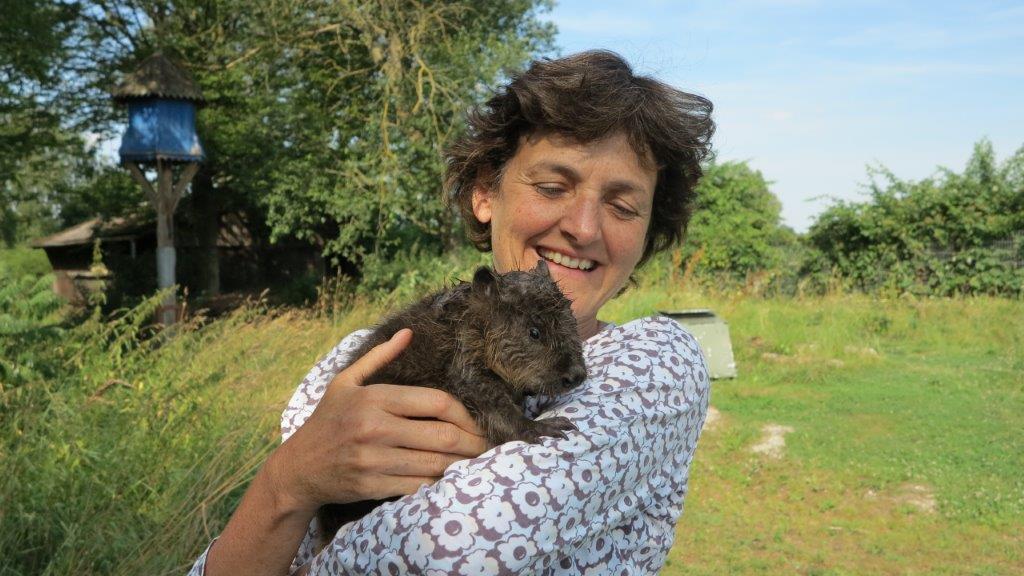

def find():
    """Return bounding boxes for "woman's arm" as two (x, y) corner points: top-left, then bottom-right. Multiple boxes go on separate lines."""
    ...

(304, 316), (710, 575)
(191, 329), (489, 576)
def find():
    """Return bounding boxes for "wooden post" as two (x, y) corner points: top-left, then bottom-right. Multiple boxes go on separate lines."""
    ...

(155, 159), (177, 324)
(128, 160), (200, 326)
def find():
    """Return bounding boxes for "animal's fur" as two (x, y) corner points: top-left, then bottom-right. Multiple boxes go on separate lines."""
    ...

(316, 260), (587, 544)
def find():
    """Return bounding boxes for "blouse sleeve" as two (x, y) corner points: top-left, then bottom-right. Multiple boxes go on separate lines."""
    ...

(304, 316), (711, 575)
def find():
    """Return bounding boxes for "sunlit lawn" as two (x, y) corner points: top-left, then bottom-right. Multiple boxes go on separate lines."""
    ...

(608, 290), (1024, 575)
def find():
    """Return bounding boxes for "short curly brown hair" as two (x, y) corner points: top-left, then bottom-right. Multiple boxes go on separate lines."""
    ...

(445, 50), (714, 267)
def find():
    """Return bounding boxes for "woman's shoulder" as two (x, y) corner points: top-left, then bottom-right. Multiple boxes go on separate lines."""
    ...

(589, 314), (704, 361)
(280, 328), (374, 441)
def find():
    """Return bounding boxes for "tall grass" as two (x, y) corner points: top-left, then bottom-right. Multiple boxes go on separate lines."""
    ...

(1, 248), (1021, 574)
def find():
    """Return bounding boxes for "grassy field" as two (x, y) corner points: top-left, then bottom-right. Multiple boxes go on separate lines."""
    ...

(641, 295), (1024, 575)
(2, 248), (1022, 574)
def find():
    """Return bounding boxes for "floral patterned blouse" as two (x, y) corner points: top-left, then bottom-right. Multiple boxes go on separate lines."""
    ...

(188, 315), (710, 575)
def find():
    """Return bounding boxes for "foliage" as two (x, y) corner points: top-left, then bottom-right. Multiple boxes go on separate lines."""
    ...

(805, 139), (1024, 296)
(253, 1), (556, 264)
(0, 274), (65, 389)
(2, 1), (554, 267)
(0, 246), (52, 279)
(0, 0), (89, 245)
(670, 160), (798, 291)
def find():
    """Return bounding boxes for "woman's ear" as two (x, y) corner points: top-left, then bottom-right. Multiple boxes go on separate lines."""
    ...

(471, 182), (493, 225)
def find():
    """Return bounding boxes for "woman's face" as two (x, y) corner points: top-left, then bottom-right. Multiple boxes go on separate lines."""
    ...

(472, 131), (656, 340)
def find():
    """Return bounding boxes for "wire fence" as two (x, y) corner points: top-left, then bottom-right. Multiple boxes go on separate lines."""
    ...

(923, 234), (1024, 270)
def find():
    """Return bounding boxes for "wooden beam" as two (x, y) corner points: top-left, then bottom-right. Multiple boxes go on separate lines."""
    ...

(171, 162), (200, 212)
(127, 163), (157, 206)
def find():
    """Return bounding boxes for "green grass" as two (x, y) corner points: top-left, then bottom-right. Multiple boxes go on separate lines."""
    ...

(627, 290), (1024, 575)
(1, 251), (1021, 574)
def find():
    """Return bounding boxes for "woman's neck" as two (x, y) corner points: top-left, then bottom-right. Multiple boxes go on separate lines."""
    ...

(577, 317), (604, 341)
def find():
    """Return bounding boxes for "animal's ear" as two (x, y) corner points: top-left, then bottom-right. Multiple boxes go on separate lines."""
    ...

(533, 258), (550, 278)
(472, 266), (498, 297)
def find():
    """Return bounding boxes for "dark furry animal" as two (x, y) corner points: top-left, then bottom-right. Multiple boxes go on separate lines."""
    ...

(316, 260), (587, 544)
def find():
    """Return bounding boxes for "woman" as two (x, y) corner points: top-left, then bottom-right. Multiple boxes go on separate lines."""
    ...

(190, 50), (714, 575)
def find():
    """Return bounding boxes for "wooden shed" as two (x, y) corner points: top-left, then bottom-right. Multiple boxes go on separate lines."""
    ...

(31, 212), (324, 306)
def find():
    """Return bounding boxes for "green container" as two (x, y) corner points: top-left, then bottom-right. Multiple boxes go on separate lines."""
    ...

(659, 309), (738, 379)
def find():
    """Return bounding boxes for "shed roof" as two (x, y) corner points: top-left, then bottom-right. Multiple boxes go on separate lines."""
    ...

(31, 216), (150, 248)
(112, 53), (206, 104)
(30, 213), (275, 250)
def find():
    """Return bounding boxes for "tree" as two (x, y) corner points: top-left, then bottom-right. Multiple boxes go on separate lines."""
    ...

(4, 1), (554, 280)
(682, 160), (796, 279)
(0, 0), (83, 245)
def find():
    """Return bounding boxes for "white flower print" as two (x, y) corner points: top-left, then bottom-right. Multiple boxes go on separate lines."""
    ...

(497, 535), (538, 568)
(397, 500), (426, 529)
(557, 430), (593, 454)
(457, 469), (495, 498)
(490, 452), (527, 482)
(428, 510), (478, 552)
(532, 518), (558, 550)
(456, 549), (499, 576)
(605, 363), (635, 382)
(474, 496), (516, 533)
(401, 527), (435, 566)
(376, 554), (408, 576)
(556, 503), (585, 538)
(510, 481), (551, 520)
(542, 469), (575, 506)
(527, 448), (560, 471)
(570, 460), (601, 491)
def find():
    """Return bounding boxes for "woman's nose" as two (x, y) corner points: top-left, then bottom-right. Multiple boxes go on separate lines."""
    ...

(559, 194), (602, 246)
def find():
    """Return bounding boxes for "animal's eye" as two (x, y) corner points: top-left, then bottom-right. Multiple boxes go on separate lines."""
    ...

(529, 327), (541, 340)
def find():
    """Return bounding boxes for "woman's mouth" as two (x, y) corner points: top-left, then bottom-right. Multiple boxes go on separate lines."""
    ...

(537, 248), (596, 271)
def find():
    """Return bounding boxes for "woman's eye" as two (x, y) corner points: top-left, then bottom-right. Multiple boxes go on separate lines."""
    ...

(529, 327), (541, 340)
(535, 185), (564, 196)
(612, 203), (639, 218)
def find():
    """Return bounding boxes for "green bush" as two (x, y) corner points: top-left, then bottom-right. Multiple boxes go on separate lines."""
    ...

(805, 139), (1024, 297)
(0, 247), (52, 280)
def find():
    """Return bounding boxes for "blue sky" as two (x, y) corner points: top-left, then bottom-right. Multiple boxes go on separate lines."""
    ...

(546, 0), (1024, 231)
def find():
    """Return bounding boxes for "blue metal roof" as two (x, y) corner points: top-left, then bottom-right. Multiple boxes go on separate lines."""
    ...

(118, 99), (204, 163)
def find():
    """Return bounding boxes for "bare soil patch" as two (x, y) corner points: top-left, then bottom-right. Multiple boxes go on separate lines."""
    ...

(865, 483), (938, 514)
(750, 423), (795, 459)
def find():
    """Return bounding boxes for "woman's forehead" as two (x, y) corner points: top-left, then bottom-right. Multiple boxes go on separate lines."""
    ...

(518, 130), (655, 167)
(511, 132), (657, 191)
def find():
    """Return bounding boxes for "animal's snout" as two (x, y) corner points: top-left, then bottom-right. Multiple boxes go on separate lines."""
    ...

(561, 364), (588, 388)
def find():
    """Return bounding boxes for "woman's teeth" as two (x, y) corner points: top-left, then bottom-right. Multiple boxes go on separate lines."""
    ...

(539, 249), (595, 271)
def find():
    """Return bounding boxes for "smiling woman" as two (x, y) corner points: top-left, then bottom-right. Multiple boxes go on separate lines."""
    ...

(471, 132), (656, 340)
(448, 50), (714, 340)
(190, 50), (716, 576)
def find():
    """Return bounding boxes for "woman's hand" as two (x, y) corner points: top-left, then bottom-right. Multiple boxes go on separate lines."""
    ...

(204, 329), (488, 576)
(269, 328), (489, 514)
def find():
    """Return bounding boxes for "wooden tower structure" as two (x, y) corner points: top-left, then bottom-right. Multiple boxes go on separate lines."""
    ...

(112, 53), (205, 325)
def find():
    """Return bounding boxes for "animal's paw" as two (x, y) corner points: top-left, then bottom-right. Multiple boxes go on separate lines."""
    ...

(520, 416), (577, 443)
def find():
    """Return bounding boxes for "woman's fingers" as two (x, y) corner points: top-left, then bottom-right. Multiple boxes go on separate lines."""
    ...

(380, 416), (489, 457)
(366, 446), (466, 477)
(331, 329), (413, 388)
(372, 384), (484, 436)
